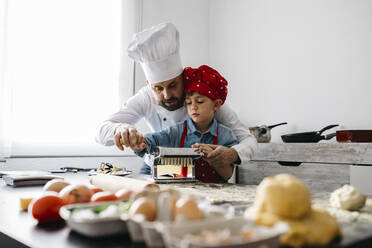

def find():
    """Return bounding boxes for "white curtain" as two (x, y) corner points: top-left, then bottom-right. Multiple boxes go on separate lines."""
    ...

(0, 0), (11, 158)
(1, 0), (139, 157)
(119, 0), (142, 105)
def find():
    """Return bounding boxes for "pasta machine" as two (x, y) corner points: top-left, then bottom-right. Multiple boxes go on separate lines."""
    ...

(148, 147), (203, 183)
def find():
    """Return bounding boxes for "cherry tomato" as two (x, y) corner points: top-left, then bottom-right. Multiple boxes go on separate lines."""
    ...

(90, 191), (118, 202)
(30, 193), (64, 223)
(90, 187), (104, 194)
(115, 188), (133, 201)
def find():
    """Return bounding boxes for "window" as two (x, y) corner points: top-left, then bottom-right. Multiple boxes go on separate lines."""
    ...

(5, 0), (125, 156)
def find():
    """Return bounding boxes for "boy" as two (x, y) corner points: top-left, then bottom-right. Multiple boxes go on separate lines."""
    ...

(128, 65), (238, 183)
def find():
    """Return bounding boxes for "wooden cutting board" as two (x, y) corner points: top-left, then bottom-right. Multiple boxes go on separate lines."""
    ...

(336, 130), (372, 142)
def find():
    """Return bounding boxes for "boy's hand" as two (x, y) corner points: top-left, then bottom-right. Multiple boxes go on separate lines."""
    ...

(192, 144), (239, 168)
(192, 143), (213, 156)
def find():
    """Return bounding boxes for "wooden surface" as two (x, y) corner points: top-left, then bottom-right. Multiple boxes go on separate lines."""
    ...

(251, 143), (372, 165)
(238, 161), (350, 192)
(238, 143), (370, 193)
(1, 172), (372, 248)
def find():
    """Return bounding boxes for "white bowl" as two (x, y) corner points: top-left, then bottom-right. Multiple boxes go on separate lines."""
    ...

(60, 201), (129, 237)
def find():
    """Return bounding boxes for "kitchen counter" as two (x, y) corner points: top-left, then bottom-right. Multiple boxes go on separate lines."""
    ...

(1, 173), (372, 248)
(163, 182), (372, 247)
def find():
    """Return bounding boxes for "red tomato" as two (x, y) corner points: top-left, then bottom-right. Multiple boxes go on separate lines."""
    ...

(115, 188), (133, 201)
(90, 187), (104, 194)
(90, 191), (118, 202)
(30, 194), (64, 223)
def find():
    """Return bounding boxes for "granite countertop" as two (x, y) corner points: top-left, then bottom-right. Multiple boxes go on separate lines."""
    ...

(160, 182), (372, 247)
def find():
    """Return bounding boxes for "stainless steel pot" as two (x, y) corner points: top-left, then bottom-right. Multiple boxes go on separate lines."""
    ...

(249, 122), (287, 143)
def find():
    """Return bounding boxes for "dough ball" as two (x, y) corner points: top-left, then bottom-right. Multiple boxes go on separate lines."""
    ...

(254, 174), (311, 219)
(330, 184), (367, 211)
(244, 174), (341, 247)
(280, 207), (341, 247)
(244, 205), (279, 227)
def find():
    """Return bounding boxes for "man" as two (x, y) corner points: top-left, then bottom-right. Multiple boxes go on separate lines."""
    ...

(96, 22), (257, 174)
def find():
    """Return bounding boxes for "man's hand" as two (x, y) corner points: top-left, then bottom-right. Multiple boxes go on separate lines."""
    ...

(127, 136), (147, 152)
(114, 124), (146, 152)
(192, 143), (240, 168)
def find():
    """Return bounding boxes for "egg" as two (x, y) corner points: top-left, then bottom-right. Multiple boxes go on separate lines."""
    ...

(174, 197), (204, 221)
(129, 197), (157, 221)
(59, 185), (93, 205)
(43, 179), (70, 193)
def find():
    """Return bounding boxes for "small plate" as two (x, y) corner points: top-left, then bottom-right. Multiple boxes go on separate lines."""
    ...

(60, 201), (130, 237)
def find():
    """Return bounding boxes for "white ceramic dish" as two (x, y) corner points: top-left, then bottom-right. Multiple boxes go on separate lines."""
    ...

(60, 201), (130, 237)
(157, 217), (288, 248)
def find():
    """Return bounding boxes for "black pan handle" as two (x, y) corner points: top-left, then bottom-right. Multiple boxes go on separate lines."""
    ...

(317, 124), (339, 135)
(323, 133), (336, 140)
(268, 122), (288, 129)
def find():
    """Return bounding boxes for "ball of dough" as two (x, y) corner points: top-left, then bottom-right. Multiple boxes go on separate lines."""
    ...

(254, 174), (312, 219)
(280, 207), (341, 247)
(246, 206), (341, 247)
(244, 174), (341, 247)
(330, 184), (367, 211)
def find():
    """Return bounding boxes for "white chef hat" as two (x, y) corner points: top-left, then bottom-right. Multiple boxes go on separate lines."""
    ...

(127, 22), (183, 84)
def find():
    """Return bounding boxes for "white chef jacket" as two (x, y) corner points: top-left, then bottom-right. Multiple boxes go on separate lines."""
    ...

(96, 86), (257, 164)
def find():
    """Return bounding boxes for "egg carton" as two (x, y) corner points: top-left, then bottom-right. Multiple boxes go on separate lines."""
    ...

(122, 189), (233, 247)
(121, 188), (182, 244)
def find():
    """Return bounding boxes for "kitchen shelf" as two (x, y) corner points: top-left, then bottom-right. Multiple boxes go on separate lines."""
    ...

(252, 143), (372, 165)
(238, 143), (372, 195)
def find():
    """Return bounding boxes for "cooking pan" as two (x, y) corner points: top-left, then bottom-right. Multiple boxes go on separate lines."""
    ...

(281, 124), (339, 143)
(279, 124), (338, 166)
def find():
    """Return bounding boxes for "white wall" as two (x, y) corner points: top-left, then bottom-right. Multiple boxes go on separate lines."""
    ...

(209, 0), (372, 142)
(132, 0), (210, 133)
(134, 0), (210, 91)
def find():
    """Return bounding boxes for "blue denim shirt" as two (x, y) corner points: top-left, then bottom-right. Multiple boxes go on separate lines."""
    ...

(136, 117), (238, 156)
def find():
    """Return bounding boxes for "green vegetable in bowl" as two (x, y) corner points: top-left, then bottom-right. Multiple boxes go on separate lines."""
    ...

(118, 200), (132, 213)
(93, 205), (109, 214)
(69, 200), (133, 219)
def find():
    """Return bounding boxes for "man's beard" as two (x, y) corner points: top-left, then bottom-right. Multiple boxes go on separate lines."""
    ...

(160, 94), (185, 111)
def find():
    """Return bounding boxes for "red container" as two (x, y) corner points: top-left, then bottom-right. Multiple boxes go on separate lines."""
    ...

(336, 130), (372, 142)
